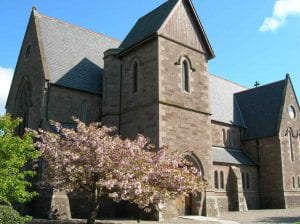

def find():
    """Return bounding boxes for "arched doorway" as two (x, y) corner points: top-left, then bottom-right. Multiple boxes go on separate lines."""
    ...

(184, 153), (205, 216)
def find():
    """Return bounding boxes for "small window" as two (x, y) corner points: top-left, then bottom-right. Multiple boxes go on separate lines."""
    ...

(292, 176), (295, 189)
(182, 60), (190, 92)
(288, 131), (294, 162)
(133, 62), (138, 93)
(214, 170), (219, 189)
(242, 172), (245, 190)
(222, 129), (226, 146)
(25, 45), (31, 59)
(220, 171), (224, 189)
(298, 176), (300, 188)
(246, 173), (250, 189)
(80, 100), (88, 122)
(288, 105), (296, 119)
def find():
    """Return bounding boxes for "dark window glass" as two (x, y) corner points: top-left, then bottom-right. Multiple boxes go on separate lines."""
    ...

(182, 60), (190, 92)
(133, 62), (138, 93)
(220, 171), (224, 189)
(214, 170), (219, 189)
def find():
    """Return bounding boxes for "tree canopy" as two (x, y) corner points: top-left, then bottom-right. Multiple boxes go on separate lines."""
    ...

(35, 119), (207, 224)
(0, 114), (40, 205)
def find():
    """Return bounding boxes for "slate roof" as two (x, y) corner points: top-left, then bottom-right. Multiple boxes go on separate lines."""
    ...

(212, 147), (255, 166)
(235, 79), (286, 140)
(119, 0), (179, 50)
(36, 11), (120, 94)
(209, 74), (247, 127)
(119, 0), (214, 59)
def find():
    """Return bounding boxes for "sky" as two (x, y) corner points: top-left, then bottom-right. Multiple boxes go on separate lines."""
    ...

(0, 0), (300, 115)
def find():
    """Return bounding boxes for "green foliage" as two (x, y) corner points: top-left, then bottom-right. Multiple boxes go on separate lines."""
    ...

(0, 114), (40, 205)
(0, 205), (31, 224)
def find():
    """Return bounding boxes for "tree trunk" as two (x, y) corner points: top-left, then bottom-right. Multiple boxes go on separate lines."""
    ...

(86, 201), (100, 224)
(86, 187), (101, 224)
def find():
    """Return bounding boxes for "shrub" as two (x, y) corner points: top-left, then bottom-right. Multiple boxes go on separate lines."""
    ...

(0, 205), (31, 224)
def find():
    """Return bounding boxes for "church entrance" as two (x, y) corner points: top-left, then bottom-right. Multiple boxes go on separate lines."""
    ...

(183, 153), (205, 216)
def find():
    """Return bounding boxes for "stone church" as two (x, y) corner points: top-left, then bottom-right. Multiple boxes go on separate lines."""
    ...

(6, 0), (300, 219)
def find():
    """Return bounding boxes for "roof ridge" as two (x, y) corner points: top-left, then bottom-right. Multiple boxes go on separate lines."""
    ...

(36, 12), (121, 44)
(235, 78), (286, 95)
(139, 0), (178, 21)
(209, 73), (248, 89)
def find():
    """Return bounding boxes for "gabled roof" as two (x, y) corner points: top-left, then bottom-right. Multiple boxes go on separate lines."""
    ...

(235, 79), (287, 140)
(213, 147), (255, 166)
(34, 9), (120, 94)
(119, 0), (178, 50)
(209, 74), (247, 127)
(119, 0), (214, 59)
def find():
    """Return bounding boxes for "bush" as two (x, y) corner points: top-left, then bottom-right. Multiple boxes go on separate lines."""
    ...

(0, 205), (31, 224)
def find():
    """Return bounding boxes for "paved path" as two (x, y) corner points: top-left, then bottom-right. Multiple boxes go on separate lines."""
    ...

(32, 208), (300, 224)
(219, 207), (300, 224)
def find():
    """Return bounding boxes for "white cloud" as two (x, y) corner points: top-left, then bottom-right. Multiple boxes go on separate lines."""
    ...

(0, 67), (14, 114)
(259, 0), (300, 32)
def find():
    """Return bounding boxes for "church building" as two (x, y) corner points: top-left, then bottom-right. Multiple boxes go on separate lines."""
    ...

(6, 0), (300, 219)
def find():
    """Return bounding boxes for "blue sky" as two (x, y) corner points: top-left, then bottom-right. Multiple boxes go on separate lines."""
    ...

(0, 0), (300, 115)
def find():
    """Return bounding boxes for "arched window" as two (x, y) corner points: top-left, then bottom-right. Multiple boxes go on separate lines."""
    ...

(288, 130), (294, 162)
(182, 60), (190, 92)
(246, 173), (250, 189)
(298, 176), (300, 188)
(220, 171), (224, 189)
(133, 61), (138, 93)
(214, 170), (219, 189)
(242, 172), (245, 190)
(227, 129), (232, 147)
(15, 78), (31, 136)
(80, 100), (88, 122)
(222, 129), (226, 146)
(292, 176), (295, 189)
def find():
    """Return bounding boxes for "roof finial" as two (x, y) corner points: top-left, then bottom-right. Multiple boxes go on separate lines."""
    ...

(32, 6), (37, 11)
(286, 73), (290, 79)
(254, 81), (260, 88)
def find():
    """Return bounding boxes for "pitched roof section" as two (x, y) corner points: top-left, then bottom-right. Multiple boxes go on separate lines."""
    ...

(213, 147), (255, 166)
(209, 74), (247, 127)
(119, 0), (214, 59)
(119, 0), (178, 50)
(35, 10), (120, 94)
(235, 79), (287, 140)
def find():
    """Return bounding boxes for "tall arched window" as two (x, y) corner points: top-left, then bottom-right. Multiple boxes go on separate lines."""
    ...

(15, 78), (31, 136)
(214, 170), (219, 189)
(298, 176), (300, 188)
(246, 173), (250, 189)
(242, 172), (245, 190)
(182, 60), (190, 92)
(133, 61), (138, 93)
(80, 100), (88, 122)
(220, 171), (224, 189)
(288, 130), (294, 162)
(222, 129), (226, 146)
(292, 176), (295, 189)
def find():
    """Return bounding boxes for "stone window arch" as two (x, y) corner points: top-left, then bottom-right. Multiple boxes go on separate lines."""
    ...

(80, 99), (88, 122)
(182, 60), (190, 93)
(222, 128), (226, 146)
(220, 171), (224, 189)
(214, 170), (219, 189)
(288, 129), (294, 162)
(14, 77), (32, 135)
(242, 172), (245, 190)
(292, 176), (296, 189)
(246, 173), (250, 189)
(132, 61), (139, 93)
